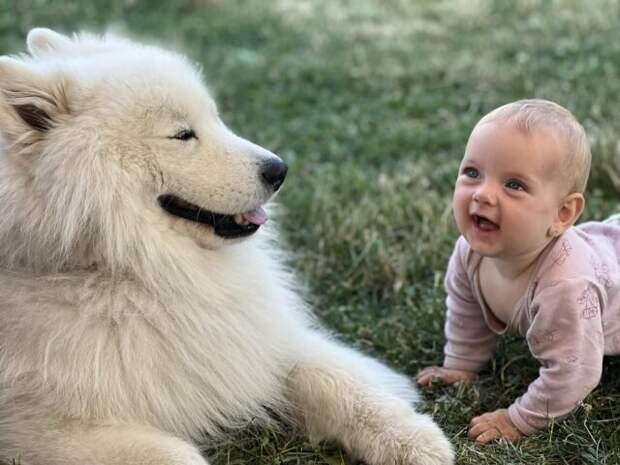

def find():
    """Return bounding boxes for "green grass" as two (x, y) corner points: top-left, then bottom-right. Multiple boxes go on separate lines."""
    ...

(2, 0), (620, 463)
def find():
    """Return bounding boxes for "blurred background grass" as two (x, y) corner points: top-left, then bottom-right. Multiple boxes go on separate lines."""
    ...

(2, 0), (620, 463)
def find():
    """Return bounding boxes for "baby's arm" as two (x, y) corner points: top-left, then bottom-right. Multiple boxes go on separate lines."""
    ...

(418, 238), (497, 384)
(459, 279), (605, 443)
(507, 279), (605, 435)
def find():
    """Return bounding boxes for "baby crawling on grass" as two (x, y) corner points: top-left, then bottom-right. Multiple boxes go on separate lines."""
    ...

(418, 99), (620, 443)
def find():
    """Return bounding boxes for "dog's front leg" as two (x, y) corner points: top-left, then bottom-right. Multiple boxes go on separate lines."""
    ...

(287, 337), (454, 465)
(6, 422), (209, 465)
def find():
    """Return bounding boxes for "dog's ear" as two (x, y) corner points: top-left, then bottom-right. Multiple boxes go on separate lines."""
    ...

(0, 57), (70, 143)
(27, 28), (74, 58)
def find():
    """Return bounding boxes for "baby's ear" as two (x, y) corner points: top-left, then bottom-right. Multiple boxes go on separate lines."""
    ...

(550, 192), (585, 237)
(27, 28), (74, 57)
(0, 57), (70, 143)
(561, 192), (585, 224)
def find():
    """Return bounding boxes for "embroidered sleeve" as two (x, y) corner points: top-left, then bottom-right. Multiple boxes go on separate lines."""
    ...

(507, 278), (605, 435)
(443, 238), (497, 372)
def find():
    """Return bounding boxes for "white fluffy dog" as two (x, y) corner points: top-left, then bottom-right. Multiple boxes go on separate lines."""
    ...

(0, 29), (453, 465)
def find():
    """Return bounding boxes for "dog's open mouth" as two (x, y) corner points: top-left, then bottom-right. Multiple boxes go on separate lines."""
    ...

(158, 194), (267, 239)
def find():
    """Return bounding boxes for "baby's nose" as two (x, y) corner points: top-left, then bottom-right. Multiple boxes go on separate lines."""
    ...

(473, 184), (496, 205)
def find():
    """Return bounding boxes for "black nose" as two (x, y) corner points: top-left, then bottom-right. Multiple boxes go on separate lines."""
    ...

(261, 158), (288, 191)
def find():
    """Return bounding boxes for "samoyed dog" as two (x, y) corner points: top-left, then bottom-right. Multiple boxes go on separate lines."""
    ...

(0, 29), (453, 465)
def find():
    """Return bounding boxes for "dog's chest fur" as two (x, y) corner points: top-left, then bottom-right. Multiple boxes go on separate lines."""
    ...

(0, 262), (300, 440)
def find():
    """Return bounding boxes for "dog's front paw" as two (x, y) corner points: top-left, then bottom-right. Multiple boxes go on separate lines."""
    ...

(354, 412), (454, 465)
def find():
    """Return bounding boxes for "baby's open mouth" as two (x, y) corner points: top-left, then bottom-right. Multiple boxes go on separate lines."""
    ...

(472, 214), (499, 231)
(158, 194), (267, 239)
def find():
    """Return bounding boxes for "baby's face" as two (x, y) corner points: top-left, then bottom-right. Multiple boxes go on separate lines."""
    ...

(453, 121), (569, 260)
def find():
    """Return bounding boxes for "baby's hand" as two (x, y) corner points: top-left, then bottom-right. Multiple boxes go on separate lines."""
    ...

(417, 366), (477, 386)
(468, 409), (524, 443)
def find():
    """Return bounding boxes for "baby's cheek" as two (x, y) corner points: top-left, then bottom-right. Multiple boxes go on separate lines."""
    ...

(451, 206), (465, 231)
(452, 188), (468, 211)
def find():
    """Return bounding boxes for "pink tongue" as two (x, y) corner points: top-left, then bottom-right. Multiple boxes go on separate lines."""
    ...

(242, 207), (268, 225)
(479, 218), (498, 231)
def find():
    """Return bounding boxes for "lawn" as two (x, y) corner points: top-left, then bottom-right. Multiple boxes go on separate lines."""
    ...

(2, 0), (620, 463)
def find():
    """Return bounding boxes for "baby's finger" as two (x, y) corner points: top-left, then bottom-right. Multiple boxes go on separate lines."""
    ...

(468, 420), (488, 440)
(417, 375), (430, 385)
(416, 367), (438, 385)
(475, 428), (500, 444)
(469, 414), (488, 426)
(417, 373), (436, 385)
(418, 366), (438, 376)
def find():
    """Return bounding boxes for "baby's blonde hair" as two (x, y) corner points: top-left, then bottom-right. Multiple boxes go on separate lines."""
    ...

(476, 99), (591, 193)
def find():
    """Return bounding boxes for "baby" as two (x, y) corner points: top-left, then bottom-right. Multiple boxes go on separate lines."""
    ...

(418, 99), (620, 443)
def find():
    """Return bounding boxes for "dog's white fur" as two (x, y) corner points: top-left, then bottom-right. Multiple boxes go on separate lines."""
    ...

(0, 29), (454, 465)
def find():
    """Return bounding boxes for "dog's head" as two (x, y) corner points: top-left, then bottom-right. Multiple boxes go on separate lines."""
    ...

(0, 28), (286, 271)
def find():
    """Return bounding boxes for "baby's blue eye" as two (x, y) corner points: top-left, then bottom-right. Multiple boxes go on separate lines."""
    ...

(463, 167), (479, 178)
(506, 179), (525, 191)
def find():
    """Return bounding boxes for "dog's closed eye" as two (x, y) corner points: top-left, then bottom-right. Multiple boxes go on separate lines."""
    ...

(170, 129), (197, 141)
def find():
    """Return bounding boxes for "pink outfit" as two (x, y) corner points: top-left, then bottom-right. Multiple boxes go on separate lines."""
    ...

(443, 222), (620, 435)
